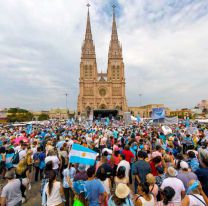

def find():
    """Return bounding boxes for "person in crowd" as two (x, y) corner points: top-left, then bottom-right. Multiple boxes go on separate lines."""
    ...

(117, 154), (130, 179)
(73, 164), (88, 181)
(0, 169), (22, 206)
(96, 165), (112, 206)
(5, 148), (15, 170)
(34, 147), (46, 182)
(45, 150), (60, 175)
(146, 173), (159, 201)
(96, 151), (113, 179)
(132, 151), (151, 194)
(161, 167), (185, 203)
(15, 158), (30, 201)
(149, 156), (163, 176)
(115, 166), (129, 186)
(41, 161), (53, 196)
(155, 166), (166, 188)
(158, 186), (176, 206)
(62, 163), (76, 206)
(122, 145), (134, 164)
(181, 180), (208, 206)
(43, 170), (65, 206)
(59, 146), (68, 179)
(187, 151), (199, 172)
(134, 182), (155, 206)
(108, 183), (134, 206)
(195, 148), (208, 196)
(177, 161), (198, 191)
(85, 166), (107, 206)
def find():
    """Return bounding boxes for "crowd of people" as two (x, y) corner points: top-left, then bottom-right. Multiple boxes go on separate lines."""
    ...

(0, 118), (208, 206)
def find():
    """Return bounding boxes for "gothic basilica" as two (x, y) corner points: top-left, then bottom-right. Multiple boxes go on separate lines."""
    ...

(77, 6), (128, 116)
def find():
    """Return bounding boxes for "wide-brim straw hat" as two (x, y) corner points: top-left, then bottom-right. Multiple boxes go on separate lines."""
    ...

(115, 183), (130, 199)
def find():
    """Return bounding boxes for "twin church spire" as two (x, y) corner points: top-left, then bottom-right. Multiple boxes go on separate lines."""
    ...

(81, 4), (122, 60)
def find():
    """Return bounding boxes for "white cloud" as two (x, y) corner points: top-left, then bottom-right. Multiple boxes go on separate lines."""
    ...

(0, 0), (208, 110)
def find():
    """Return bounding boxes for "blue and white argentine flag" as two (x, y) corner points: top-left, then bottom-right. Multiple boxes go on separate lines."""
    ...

(69, 144), (97, 166)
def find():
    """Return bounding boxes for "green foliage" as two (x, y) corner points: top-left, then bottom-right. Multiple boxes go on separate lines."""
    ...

(7, 108), (34, 122)
(38, 113), (49, 121)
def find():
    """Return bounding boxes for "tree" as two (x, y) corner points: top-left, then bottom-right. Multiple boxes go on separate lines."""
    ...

(7, 108), (34, 122)
(38, 113), (49, 121)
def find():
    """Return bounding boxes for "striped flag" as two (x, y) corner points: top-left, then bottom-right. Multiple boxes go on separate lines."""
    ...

(69, 144), (97, 165)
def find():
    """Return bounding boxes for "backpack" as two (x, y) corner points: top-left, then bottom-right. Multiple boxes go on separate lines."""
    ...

(33, 152), (40, 167)
(12, 150), (21, 165)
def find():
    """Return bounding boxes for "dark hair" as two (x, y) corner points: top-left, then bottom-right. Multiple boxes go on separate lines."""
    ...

(176, 153), (184, 170)
(48, 170), (56, 195)
(87, 166), (96, 178)
(138, 182), (150, 195)
(96, 166), (107, 181)
(188, 151), (196, 158)
(102, 151), (108, 157)
(45, 161), (53, 171)
(117, 166), (126, 179)
(114, 150), (119, 157)
(152, 156), (162, 164)
(156, 166), (164, 174)
(112, 195), (126, 205)
(156, 145), (162, 151)
(138, 151), (144, 159)
(120, 154), (125, 160)
(37, 147), (41, 152)
(163, 186), (175, 205)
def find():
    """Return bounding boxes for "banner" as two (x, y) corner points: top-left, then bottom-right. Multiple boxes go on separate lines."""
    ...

(124, 112), (131, 125)
(164, 116), (178, 125)
(152, 108), (165, 120)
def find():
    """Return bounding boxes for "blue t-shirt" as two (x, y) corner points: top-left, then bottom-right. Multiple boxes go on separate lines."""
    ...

(85, 179), (105, 206)
(195, 167), (208, 196)
(5, 153), (14, 169)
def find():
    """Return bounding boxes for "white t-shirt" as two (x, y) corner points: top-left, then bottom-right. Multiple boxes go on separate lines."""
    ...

(117, 160), (130, 178)
(161, 177), (185, 202)
(45, 155), (60, 170)
(18, 150), (27, 161)
(45, 181), (63, 206)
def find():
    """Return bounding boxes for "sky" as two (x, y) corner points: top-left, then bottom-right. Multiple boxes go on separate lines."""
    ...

(0, 0), (208, 111)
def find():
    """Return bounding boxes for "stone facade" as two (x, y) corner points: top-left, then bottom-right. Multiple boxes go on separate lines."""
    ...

(77, 7), (127, 115)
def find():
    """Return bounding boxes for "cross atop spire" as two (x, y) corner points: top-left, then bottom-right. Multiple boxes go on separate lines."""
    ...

(81, 4), (96, 59)
(111, 4), (118, 41)
(108, 4), (122, 59)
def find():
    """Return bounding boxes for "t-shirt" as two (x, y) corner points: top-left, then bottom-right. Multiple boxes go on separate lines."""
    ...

(132, 160), (151, 184)
(85, 179), (105, 206)
(195, 168), (208, 196)
(117, 160), (130, 178)
(45, 155), (60, 170)
(1, 179), (22, 206)
(177, 171), (197, 191)
(161, 177), (185, 202)
(122, 150), (134, 163)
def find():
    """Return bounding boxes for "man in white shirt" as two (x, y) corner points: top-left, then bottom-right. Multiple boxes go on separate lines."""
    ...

(161, 167), (185, 202)
(45, 150), (60, 173)
(117, 154), (130, 179)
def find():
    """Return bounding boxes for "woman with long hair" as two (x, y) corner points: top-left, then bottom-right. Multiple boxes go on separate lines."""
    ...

(15, 158), (30, 202)
(115, 166), (129, 186)
(146, 173), (158, 201)
(134, 182), (155, 206)
(44, 170), (64, 206)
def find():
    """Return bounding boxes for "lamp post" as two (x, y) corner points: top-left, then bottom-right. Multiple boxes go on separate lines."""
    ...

(139, 93), (143, 106)
(65, 93), (69, 118)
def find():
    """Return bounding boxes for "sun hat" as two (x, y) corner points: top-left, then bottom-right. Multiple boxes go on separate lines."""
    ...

(115, 183), (130, 199)
(180, 161), (189, 169)
(78, 164), (86, 172)
(167, 166), (178, 177)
